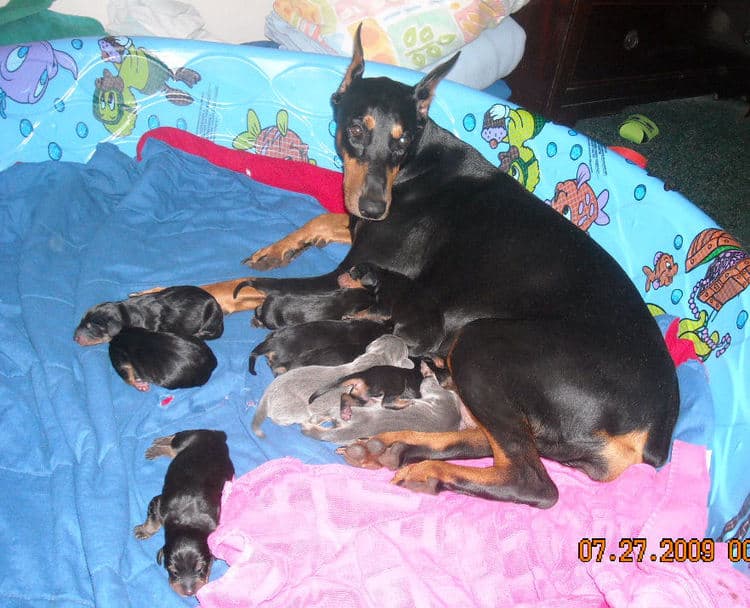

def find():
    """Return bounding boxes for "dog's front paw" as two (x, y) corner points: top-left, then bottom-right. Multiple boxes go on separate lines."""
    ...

(243, 243), (301, 270)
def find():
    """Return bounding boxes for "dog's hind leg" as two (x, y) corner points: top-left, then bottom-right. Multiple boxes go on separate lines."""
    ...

(390, 425), (559, 508)
(377, 316), (678, 507)
(340, 425), (557, 507)
(134, 495), (163, 539)
(338, 428), (492, 469)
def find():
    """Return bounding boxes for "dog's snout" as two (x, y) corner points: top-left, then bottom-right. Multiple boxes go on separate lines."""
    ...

(359, 198), (387, 219)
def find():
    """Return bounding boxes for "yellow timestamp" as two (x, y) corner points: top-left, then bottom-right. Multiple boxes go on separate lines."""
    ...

(578, 537), (750, 563)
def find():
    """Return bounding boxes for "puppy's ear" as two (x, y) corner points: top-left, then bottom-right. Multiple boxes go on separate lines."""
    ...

(413, 52), (459, 120)
(332, 22), (365, 105)
(156, 547), (164, 565)
(99, 302), (123, 335)
(105, 316), (123, 337)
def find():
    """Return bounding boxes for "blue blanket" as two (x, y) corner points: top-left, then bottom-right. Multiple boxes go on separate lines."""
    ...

(0, 137), (729, 607)
(0, 140), (346, 608)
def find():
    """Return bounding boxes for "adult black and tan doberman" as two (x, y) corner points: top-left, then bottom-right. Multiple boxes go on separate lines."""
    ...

(175, 26), (679, 508)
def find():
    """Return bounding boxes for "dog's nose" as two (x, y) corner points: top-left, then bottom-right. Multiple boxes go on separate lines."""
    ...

(359, 198), (387, 219)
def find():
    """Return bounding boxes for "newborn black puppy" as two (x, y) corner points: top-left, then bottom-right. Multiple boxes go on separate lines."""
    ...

(109, 328), (217, 391)
(338, 263), (445, 355)
(236, 282), (373, 330)
(337, 263), (413, 322)
(308, 363), (424, 421)
(134, 430), (234, 597)
(248, 318), (390, 375)
(74, 285), (223, 346)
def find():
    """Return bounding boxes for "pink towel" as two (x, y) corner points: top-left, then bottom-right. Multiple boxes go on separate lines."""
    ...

(198, 441), (750, 607)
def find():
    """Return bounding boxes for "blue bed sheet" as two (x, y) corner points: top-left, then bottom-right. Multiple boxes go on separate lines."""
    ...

(0, 139), (346, 608)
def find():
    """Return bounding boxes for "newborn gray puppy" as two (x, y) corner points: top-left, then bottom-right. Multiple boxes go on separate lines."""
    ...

(251, 334), (413, 437)
(300, 360), (461, 444)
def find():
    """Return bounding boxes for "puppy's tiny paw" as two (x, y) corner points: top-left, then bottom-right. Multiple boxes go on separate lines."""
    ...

(133, 524), (154, 539)
(145, 435), (174, 459)
(300, 423), (320, 438)
(131, 378), (150, 392)
(144, 447), (161, 459)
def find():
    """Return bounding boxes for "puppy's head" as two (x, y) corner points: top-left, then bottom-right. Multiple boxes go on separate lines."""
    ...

(73, 302), (123, 345)
(365, 334), (413, 368)
(157, 529), (212, 597)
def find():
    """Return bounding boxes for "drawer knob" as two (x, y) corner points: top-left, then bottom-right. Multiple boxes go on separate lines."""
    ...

(623, 29), (640, 51)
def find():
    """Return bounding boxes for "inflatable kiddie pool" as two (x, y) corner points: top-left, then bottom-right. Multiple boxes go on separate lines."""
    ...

(1, 36), (749, 606)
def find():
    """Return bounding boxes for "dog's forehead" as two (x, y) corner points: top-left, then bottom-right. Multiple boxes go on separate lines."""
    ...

(342, 77), (416, 124)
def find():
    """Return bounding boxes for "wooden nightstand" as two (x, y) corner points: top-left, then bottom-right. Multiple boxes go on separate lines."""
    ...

(505, 0), (750, 123)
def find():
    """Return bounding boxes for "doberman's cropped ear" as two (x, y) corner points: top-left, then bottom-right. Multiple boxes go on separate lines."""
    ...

(332, 23), (365, 105)
(413, 52), (460, 120)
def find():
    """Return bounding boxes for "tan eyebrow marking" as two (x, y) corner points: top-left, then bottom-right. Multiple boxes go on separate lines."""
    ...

(391, 124), (404, 139)
(363, 114), (376, 130)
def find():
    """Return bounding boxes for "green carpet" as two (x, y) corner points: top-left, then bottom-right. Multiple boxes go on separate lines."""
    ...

(575, 96), (750, 249)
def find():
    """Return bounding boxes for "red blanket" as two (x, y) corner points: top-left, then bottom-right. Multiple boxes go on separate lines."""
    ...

(136, 127), (346, 213)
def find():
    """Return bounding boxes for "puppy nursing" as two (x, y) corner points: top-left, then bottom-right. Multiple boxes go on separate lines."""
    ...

(302, 360), (462, 444)
(248, 318), (389, 375)
(251, 334), (462, 443)
(251, 334), (414, 436)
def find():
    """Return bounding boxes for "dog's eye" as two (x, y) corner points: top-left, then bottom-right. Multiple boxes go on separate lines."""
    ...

(390, 132), (410, 162)
(348, 123), (364, 140)
(391, 132), (410, 151)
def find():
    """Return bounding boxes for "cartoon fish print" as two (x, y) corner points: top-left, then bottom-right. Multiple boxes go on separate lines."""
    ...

(643, 252), (679, 292)
(0, 41), (77, 118)
(546, 163), (610, 232)
(92, 36), (200, 137)
(233, 109), (311, 163)
(481, 103), (545, 192)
